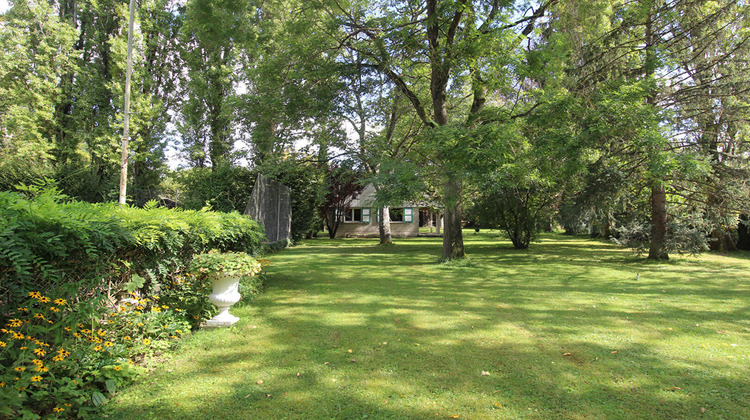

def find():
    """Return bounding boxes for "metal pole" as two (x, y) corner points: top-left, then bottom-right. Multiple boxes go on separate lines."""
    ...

(119, 0), (136, 207)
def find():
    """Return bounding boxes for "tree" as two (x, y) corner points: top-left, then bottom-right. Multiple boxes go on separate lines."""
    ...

(319, 165), (364, 239)
(0, 1), (77, 189)
(178, 0), (253, 169)
(321, 0), (555, 259)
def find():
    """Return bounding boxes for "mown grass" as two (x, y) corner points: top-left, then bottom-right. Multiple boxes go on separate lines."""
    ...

(111, 231), (750, 419)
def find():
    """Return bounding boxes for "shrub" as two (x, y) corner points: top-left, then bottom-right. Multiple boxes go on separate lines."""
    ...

(0, 186), (268, 417)
(0, 187), (265, 315)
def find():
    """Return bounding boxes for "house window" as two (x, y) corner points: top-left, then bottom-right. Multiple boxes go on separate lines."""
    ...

(390, 208), (404, 222)
(388, 207), (413, 223)
(344, 208), (363, 222)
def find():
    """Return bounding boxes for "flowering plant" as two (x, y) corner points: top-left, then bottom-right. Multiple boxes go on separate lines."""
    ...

(188, 250), (262, 277)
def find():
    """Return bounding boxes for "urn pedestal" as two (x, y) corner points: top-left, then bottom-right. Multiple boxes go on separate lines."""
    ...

(205, 273), (241, 327)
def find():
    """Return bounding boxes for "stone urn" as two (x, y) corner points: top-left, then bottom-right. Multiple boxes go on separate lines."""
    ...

(205, 273), (242, 327)
(190, 250), (262, 328)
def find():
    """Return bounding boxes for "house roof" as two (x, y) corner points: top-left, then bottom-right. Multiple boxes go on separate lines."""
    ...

(348, 184), (441, 209)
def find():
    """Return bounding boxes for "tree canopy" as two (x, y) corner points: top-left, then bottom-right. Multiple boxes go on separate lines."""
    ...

(1, 0), (748, 258)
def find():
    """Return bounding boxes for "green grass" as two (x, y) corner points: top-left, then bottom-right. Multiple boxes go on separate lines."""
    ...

(111, 231), (750, 419)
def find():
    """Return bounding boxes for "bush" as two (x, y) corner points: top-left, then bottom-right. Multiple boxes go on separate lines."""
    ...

(0, 188), (268, 417)
(0, 290), (190, 418)
(612, 213), (710, 256)
(0, 186), (265, 315)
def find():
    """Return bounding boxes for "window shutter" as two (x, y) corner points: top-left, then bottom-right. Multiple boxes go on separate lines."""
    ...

(362, 208), (371, 223)
(404, 208), (413, 223)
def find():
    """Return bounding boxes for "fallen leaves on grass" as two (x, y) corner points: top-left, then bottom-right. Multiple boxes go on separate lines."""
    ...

(481, 371), (490, 376)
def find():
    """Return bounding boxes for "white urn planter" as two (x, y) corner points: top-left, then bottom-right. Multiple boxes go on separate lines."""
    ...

(205, 273), (242, 327)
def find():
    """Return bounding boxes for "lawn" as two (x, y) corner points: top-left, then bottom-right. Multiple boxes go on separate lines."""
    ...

(111, 231), (750, 419)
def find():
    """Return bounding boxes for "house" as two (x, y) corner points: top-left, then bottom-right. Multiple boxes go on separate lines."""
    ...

(333, 184), (443, 238)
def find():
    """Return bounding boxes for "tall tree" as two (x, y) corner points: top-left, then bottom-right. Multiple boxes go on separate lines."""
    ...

(321, 0), (555, 259)
(179, 0), (253, 169)
(0, 1), (77, 188)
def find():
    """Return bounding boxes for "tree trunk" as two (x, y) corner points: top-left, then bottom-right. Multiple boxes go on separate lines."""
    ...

(325, 213), (338, 239)
(648, 184), (669, 260)
(442, 178), (465, 260)
(379, 206), (393, 245)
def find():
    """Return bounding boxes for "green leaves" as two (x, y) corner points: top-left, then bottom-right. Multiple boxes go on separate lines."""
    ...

(0, 186), (265, 314)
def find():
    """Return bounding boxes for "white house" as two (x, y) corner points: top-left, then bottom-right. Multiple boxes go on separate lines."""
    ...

(333, 184), (443, 238)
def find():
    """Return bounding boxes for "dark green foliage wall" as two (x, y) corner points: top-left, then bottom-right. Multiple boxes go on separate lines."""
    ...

(172, 165), (256, 213)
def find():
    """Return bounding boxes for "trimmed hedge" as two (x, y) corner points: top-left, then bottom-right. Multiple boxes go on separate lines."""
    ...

(0, 188), (265, 314)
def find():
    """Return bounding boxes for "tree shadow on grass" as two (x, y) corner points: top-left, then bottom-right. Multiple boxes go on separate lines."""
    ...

(111, 234), (750, 419)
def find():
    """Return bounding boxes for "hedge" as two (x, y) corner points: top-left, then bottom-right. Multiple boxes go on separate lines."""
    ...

(0, 187), (265, 315)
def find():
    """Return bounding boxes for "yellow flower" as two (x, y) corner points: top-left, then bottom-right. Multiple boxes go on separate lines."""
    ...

(19, 346), (27, 350)
(151, 307), (162, 313)
(0, 382), (4, 387)
(32, 359), (43, 365)
(142, 339), (151, 345)
(30, 375), (42, 382)
(64, 403), (71, 407)
(123, 336), (132, 341)
(97, 329), (106, 337)
(175, 330), (183, 334)
(35, 365), (48, 372)
(52, 355), (64, 362)
(33, 348), (46, 357)
(93, 346), (103, 351)
(28, 291), (41, 299)
(54, 299), (66, 306)
(73, 333), (82, 338)
(17, 307), (28, 312)
(13, 332), (24, 339)
(136, 306), (144, 311)
(94, 337), (102, 343)
(54, 407), (64, 413)
(7, 319), (22, 327)
(14, 367), (25, 372)
(0, 341), (6, 347)
(38, 296), (50, 303)
(49, 307), (60, 312)
(34, 313), (45, 319)
(58, 348), (70, 356)
(161, 305), (169, 309)
(137, 323), (144, 327)
(113, 366), (122, 371)
(64, 326), (71, 331)
(104, 342), (113, 347)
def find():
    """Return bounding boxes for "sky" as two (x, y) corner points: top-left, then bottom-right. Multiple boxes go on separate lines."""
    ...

(0, 1), (8, 14)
